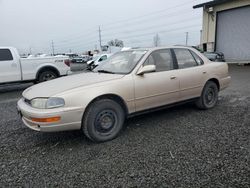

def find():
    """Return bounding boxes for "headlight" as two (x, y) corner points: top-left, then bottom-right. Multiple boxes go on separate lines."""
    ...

(31, 98), (47, 109)
(30, 98), (65, 109)
(46, 97), (65, 109)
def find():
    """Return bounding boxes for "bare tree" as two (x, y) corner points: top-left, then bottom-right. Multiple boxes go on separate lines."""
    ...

(108, 39), (124, 47)
(153, 34), (160, 47)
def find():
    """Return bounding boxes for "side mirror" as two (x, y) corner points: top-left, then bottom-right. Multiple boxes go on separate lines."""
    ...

(137, 65), (156, 75)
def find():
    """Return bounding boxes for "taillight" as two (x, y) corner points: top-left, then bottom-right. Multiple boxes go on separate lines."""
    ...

(64, 59), (71, 67)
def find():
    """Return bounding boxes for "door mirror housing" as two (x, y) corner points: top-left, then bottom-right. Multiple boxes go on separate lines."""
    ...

(137, 65), (156, 75)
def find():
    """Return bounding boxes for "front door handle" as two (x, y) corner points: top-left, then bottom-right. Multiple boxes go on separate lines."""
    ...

(170, 76), (176, 80)
(203, 71), (207, 74)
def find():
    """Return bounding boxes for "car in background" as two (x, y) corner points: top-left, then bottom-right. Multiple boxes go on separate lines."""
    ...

(86, 53), (112, 70)
(0, 47), (71, 84)
(203, 52), (225, 62)
(190, 46), (225, 62)
(69, 54), (92, 64)
(17, 46), (230, 142)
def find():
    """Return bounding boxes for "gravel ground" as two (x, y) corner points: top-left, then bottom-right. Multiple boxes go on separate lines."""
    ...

(0, 65), (249, 187)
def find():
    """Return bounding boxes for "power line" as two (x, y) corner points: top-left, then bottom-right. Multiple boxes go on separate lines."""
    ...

(102, 24), (201, 42)
(101, 0), (200, 27)
(52, 0), (201, 45)
(102, 16), (201, 39)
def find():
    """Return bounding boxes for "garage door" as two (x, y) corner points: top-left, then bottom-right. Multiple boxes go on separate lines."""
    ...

(216, 6), (250, 62)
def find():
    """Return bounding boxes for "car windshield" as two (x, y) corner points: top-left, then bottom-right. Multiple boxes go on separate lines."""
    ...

(93, 50), (147, 74)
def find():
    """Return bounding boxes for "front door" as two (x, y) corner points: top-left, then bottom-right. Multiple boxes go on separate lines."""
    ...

(134, 49), (180, 112)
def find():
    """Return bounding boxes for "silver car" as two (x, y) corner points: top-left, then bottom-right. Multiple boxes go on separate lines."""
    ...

(17, 46), (231, 142)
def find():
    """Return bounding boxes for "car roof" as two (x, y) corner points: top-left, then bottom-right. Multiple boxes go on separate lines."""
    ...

(122, 46), (194, 52)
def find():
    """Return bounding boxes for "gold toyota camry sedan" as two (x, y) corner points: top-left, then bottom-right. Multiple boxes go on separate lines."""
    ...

(17, 46), (231, 142)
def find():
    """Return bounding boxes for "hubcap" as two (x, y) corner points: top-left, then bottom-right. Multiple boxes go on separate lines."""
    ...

(95, 110), (117, 134)
(205, 87), (215, 105)
(43, 73), (55, 81)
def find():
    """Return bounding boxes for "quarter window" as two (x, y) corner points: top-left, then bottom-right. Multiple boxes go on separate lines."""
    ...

(0, 49), (13, 61)
(174, 49), (198, 69)
(144, 49), (173, 72)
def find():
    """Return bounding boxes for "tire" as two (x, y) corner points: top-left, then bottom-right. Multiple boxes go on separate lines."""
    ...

(37, 70), (58, 83)
(196, 81), (219, 110)
(82, 99), (125, 142)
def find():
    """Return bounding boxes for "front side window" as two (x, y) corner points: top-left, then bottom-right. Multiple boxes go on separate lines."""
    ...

(94, 50), (147, 74)
(174, 49), (197, 69)
(144, 49), (173, 72)
(0, 49), (13, 61)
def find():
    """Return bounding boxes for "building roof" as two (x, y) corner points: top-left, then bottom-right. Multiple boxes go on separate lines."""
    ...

(193, 0), (235, 9)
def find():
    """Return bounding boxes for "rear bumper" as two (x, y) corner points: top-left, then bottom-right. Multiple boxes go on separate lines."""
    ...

(220, 76), (231, 90)
(17, 98), (83, 132)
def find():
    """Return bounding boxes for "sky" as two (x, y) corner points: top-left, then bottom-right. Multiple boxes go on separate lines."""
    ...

(0, 0), (207, 54)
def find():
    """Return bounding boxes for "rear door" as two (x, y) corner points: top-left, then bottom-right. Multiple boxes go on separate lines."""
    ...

(0, 48), (21, 83)
(173, 48), (207, 101)
(134, 49), (180, 112)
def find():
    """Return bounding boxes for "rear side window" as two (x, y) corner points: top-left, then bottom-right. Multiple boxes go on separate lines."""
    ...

(0, 49), (13, 61)
(144, 49), (173, 72)
(190, 50), (204, 65)
(174, 49), (197, 69)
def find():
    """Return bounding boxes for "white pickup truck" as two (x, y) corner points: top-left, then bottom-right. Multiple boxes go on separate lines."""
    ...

(0, 47), (71, 84)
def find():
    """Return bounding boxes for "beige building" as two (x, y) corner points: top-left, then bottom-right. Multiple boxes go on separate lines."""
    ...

(194, 0), (250, 62)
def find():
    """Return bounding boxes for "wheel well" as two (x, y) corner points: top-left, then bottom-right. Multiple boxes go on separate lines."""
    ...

(207, 78), (220, 90)
(36, 66), (60, 79)
(85, 94), (129, 117)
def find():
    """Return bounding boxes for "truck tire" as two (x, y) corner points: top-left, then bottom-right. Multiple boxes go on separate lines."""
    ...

(82, 99), (125, 142)
(196, 81), (218, 110)
(37, 70), (58, 83)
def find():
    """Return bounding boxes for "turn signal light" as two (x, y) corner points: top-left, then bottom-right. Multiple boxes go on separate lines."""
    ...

(30, 116), (61, 123)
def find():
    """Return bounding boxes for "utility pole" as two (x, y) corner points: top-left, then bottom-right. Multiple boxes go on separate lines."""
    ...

(51, 40), (55, 55)
(200, 30), (203, 45)
(185, 32), (189, 46)
(98, 26), (102, 51)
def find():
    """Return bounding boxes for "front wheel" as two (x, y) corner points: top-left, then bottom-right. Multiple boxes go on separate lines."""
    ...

(196, 81), (219, 110)
(82, 99), (125, 142)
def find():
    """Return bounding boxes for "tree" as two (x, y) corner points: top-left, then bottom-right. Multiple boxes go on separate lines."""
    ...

(153, 34), (160, 47)
(108, 39), (124, 47)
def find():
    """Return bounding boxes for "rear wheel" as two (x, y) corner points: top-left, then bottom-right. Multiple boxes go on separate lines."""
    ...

(38, 70), (58, 83)
(82, 99), (125, 142)
(196, 81), (218, 109)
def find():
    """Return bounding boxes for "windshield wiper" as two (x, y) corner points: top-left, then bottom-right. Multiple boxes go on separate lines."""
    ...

(97, 70), (115, 74)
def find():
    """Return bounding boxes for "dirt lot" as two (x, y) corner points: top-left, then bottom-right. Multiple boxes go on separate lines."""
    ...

(0, 65), (249, 187)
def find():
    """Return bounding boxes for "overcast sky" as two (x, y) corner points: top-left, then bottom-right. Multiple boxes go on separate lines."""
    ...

(0, 0), (207, 54)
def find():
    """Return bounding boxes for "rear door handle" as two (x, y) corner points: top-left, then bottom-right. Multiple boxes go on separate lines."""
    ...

(170, 76), (177, 80)
(203, 71), (207, 74)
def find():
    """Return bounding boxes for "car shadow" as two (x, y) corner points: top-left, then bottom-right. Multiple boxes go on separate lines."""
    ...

(28, 102), (197, 147)
(0, 83), (33, 93)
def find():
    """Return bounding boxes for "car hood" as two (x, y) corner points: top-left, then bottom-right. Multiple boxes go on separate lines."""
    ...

(23, 72), (124, 100)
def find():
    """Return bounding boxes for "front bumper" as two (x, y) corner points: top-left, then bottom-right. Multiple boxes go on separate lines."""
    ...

(17, 98), (84, 132)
